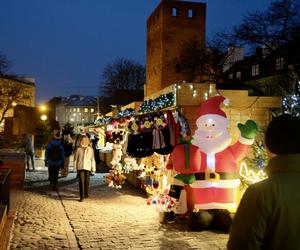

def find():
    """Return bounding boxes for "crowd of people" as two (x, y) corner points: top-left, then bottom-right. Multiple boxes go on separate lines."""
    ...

(22, 130), (100, 201)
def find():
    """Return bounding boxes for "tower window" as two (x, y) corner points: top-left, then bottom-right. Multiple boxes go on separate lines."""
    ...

(172, 8), (177, 17)
(187, 9), (193, 18)
(276, 57), (284, 70)
(252, 64), (259, 76)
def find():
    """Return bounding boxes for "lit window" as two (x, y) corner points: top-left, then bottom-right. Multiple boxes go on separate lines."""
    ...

(236, 71), (241, 80)
(252, 64), (259, 76)
(77, 108), (80, 112)
(84, 108), (88, 112)
(73, 108), (76, 112)
(276, 57), (284, 70)
(91, 108), (95, 112)
(229, 73), (233, 79)
(187, 9), (193, 18)
(172, 8), (177, 17)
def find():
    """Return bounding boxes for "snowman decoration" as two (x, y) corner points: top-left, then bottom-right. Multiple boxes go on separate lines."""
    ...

(188, 95), (257, 231)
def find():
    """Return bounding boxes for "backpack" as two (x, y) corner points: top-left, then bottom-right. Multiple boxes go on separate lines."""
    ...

(48, 144), (61, 161)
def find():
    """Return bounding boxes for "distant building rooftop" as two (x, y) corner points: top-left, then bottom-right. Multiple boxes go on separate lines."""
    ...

(62, 95), (97, 107)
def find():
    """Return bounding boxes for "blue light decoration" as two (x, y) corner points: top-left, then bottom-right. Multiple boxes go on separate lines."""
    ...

(116, 108), (135, 118)
(94, 116), (112, 126)
(139, 92), (175, 114)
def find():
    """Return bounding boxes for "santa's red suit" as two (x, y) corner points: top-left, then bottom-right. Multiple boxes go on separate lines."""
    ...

(186, 138), (252, 211)
(187, 95), (254, 212)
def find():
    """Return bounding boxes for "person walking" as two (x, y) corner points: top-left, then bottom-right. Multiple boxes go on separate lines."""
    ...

(45, 130), (64, 191)
(73, 135), (95, 201)
(21, 133), (35, 171)
(61, 134), (73, 177)
(227, 114), (300, 250)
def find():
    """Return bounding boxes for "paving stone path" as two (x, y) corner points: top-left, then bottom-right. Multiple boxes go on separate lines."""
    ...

(9, 164), (228, 250)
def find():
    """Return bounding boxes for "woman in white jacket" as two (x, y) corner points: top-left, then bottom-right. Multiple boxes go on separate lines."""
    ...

(73, 135), (96, 201)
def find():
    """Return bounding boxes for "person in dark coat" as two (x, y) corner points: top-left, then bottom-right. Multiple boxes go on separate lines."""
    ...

(45, 130), (64, 191)
(61, 134), (73, 177)
(21, 133), (35, 171)
(228, 114), (300, 250)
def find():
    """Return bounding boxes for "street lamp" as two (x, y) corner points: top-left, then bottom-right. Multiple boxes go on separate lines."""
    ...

(41, 115), (47, 121)
(39, 105), (47, 111)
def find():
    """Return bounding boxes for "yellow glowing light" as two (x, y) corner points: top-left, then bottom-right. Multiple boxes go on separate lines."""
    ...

(239, 161), (267, 184)
(12, 102), (17, 107)
(41, 115), (47, 121)
(40, 105), (47, 111)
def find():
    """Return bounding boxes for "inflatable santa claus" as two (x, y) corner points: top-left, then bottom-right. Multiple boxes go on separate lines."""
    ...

(187, 95), (257, 231)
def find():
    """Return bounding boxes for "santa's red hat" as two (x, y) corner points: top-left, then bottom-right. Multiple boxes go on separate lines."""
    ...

(197, 96), (227, 118)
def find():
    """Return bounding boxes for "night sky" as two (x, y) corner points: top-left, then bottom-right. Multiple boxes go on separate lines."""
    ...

(0, 0), (271, 103)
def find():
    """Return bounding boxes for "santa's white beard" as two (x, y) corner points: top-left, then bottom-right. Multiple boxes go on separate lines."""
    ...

(192, 130), (232, 154)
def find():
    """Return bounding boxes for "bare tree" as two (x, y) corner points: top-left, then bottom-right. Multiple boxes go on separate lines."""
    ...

(0, 80), (24, 124)
(232, 0), (300, 51)
(100, 57), (145, 107)
(0, 51), (11, 76)
(175, 37), (229, 84)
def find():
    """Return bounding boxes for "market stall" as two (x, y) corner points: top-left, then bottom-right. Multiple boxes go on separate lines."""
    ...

(93, 83), (281, 229)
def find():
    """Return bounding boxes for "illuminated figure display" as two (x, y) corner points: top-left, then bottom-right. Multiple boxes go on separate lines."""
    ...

(169, 96), (258, 231)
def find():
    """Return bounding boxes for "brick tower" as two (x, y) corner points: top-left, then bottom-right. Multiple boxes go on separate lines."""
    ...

(145, 0), (206, 96)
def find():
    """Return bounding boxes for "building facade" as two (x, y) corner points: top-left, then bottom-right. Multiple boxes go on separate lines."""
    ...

(145, 0), (206, 96)
(55, 95), (98, 131)
(0, 76), (35, 139)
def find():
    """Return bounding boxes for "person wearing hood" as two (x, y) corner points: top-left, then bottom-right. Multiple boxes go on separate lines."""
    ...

(228, 114), (300, 250)
(73, 135), (95, 202)
(45, 130), (64, 191)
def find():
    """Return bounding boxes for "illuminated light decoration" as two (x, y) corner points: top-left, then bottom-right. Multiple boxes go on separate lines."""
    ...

(189, 84), (194, 90)
(94, 116), (112, 126)
(204, 92), (208, 100)
(189, 96), (257, 213)
(139, 92), (175, 114)
(192, 90), (197, 97)
(239, 161), (267, 184)
(116, 108), (135, 118)
(209, 84), (214, 94)
(282, 94), (300, 117)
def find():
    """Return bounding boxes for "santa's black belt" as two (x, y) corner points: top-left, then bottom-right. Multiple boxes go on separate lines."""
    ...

(195, 172), (239, 180)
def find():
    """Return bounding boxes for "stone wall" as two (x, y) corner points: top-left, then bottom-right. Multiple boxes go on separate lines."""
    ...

(145, 0), (206, 96)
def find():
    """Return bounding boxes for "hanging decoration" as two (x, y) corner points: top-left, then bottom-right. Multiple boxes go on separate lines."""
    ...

(139, 92), (175, 114)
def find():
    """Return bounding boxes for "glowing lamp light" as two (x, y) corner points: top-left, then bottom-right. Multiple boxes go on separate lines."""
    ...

(40, 115), (47, 121)
(40, 105), (47, 111)
(12, 102), (17, 107)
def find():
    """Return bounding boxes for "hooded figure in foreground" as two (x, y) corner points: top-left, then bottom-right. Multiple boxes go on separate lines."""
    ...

(228, 114), (300, 250)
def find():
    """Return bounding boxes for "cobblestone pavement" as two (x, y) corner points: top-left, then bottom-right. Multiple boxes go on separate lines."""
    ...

(9, 161), (228, 250)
